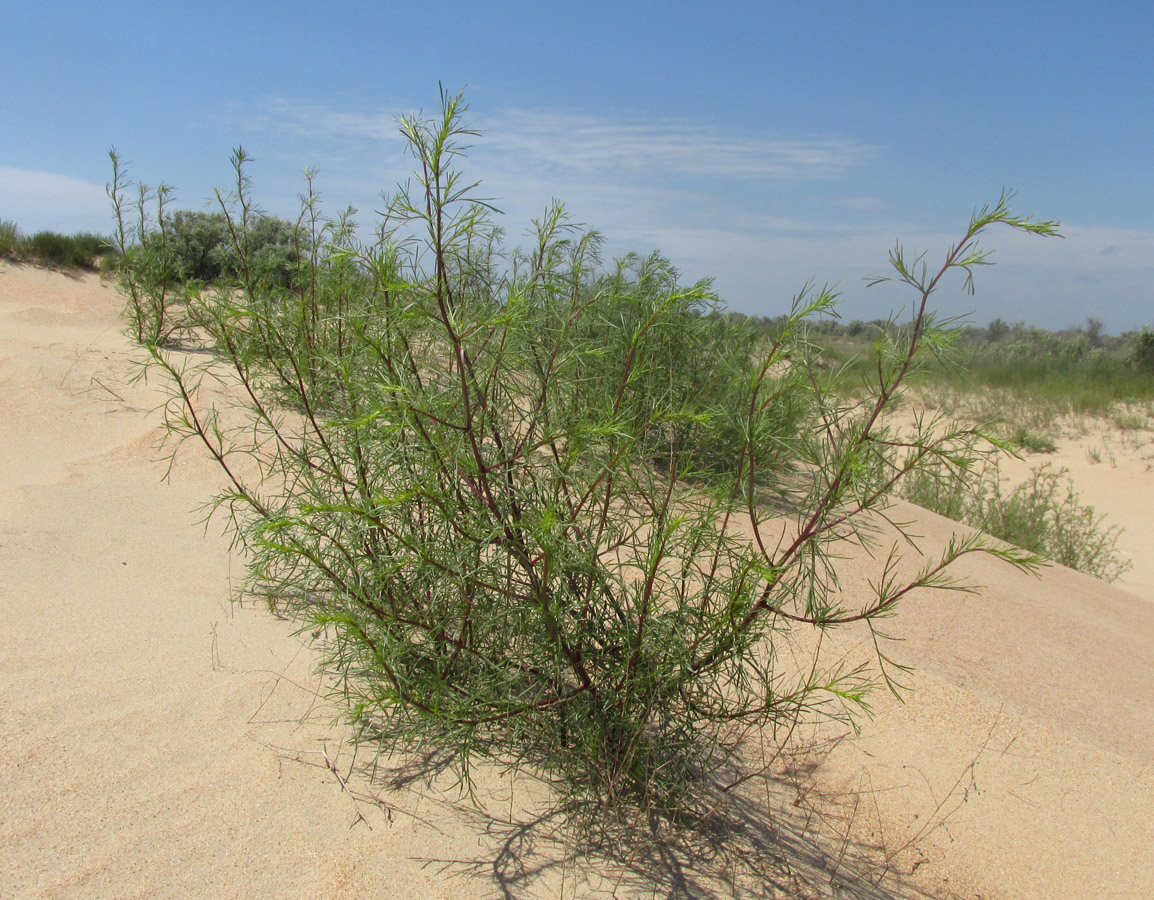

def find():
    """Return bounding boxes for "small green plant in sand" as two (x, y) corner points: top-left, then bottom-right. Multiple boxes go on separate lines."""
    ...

(1008, 424), (1057, 454)
(114, 90), (1060, 817)
(903, 459), (1130, 582)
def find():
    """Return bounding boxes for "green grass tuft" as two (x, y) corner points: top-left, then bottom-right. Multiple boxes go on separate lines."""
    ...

(0, 220), (20, 257)
(0, 220), (116, 269)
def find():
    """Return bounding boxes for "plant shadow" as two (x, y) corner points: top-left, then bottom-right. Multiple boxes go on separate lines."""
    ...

(372, 743), (939, 900)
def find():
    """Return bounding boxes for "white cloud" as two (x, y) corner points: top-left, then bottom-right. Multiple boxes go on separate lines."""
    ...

(0, 168), (111, 234)
(221, 101), (885, 297)
(242, 100), (877, 183)
(484, 109), (878, 181)
(231, 99), (878, 225)
(245, 100), (410, 149)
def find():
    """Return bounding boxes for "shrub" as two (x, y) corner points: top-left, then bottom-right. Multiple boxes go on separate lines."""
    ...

(24, 231), (74, 266)
(161, 208), (308, 287)
(903, 459), (1130, 582)
(538, 249), (810, 488)
(18, 229), (112, 268)
(1133, 327), (1154, 374)
(118, 90), (1059, 814)
(159, 209), (232, 282)
(0, 220), (115, 269)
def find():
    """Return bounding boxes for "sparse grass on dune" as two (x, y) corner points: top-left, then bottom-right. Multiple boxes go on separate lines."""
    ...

(0, 218), (118, 270)
(811, 325), (1147, 582)
(888, 374), (1143, 583)
(921, 354), (1154, 421)
(902, 457), (1132, 583)
(812, 321), (1154, 449)
(0, 219), (19, 257)
(907, 381), (1154, 446)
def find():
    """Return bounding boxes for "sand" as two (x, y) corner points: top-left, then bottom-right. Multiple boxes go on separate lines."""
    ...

(2, 263), (1152, 899)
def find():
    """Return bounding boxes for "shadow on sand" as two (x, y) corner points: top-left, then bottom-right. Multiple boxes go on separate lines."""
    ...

(368, 739), (939, 900)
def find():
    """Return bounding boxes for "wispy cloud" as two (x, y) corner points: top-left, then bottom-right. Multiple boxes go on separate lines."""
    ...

(239, 101), (878, 183)
(223, 100), (882, 280)
(227, 100), (878, 226)
(242, 100), (409, 149)
(484, 110), (878, 181)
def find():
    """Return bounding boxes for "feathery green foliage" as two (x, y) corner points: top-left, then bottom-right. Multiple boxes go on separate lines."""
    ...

(115, 89), (1059, 813)
(107, 151), (312, 346)
(157, 208), (306, 287)
(1134, 328), (1154, 374)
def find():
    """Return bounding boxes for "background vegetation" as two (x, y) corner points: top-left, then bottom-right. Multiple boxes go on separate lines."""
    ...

(789, 319), (1143, 583)
(785, 314), (1154, 420)
(0, 218), (117, 269)
(902, 459), (1131, 582)
(145, 208), (306, 287)
(1, 203), (302, 320)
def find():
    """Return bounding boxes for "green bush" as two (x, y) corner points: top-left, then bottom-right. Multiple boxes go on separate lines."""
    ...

(74, 231), (113, 263)
(118, 91), (1059, 815)
(160, 208), (307, 287)
(1133, 327), (1154, 374)
(536, 248), (810, 488)
(8, 228), (114, 269)
(903, 459), (1130, 582)
(26, 231), (78, 267)
(158, 209), (231, 282)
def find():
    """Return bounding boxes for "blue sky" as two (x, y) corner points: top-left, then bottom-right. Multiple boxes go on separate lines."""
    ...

(3, 1), (1152, 332)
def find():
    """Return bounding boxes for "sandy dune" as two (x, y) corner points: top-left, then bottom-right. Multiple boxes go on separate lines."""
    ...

(2, 264), (1152, 899)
